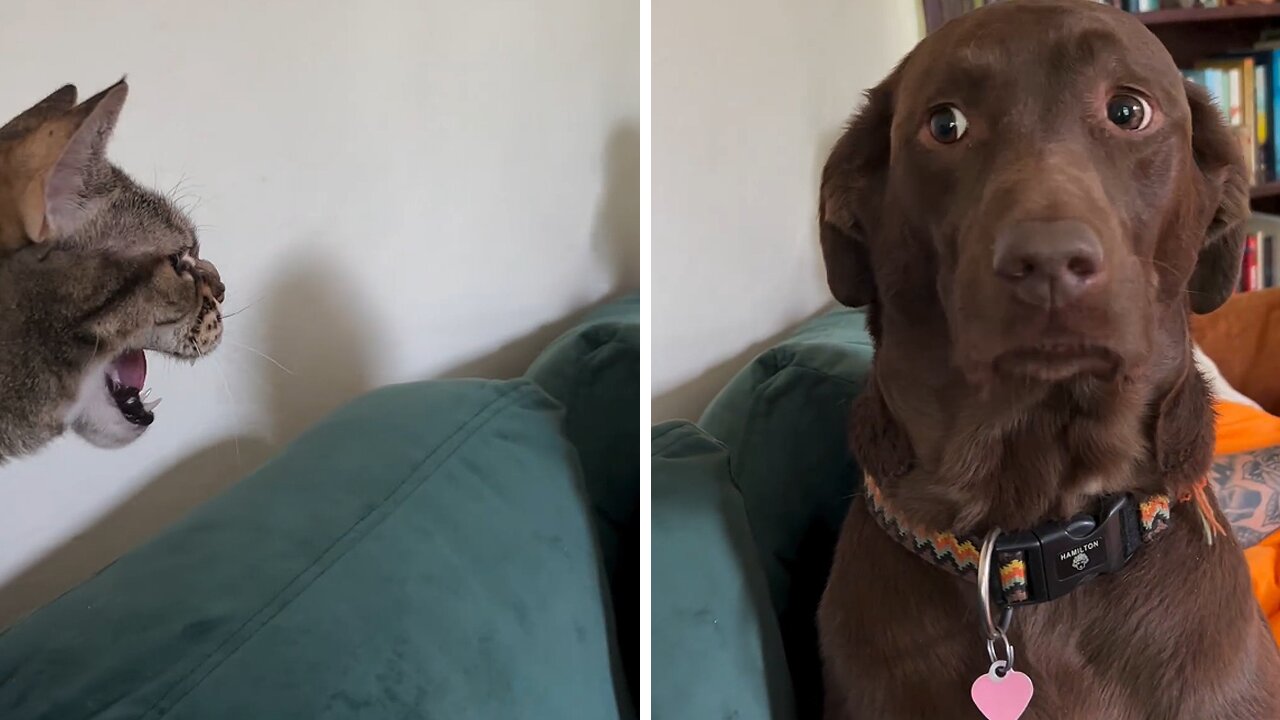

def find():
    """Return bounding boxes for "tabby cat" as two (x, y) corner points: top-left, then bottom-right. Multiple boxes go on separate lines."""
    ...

(0, 79), (224, 460)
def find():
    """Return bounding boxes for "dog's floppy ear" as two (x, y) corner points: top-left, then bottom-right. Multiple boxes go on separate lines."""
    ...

(1184, 79), (1250, 315)
(819, 69), (898, 308)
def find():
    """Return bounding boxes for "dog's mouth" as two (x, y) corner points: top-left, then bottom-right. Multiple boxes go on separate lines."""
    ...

(104, 349), (161, 426)
(992, 343), (1121, 383)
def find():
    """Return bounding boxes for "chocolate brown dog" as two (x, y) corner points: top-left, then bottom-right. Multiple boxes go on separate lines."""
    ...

(816, 1), (1280, 717)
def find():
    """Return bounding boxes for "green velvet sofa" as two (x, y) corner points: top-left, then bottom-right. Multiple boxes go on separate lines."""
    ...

(0, 295), (639, 720)
(652, 307), (874, 720)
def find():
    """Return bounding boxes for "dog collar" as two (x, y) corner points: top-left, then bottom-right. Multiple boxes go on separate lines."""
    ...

(862, 473), (1187, 606)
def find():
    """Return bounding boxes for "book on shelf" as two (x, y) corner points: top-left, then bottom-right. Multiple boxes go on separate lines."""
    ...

(1182, 43), (1280, 188)
(1265, 234), (1276, 289)
(1240, 213), (1280, 293)
(1242, 234), (1259, 292)
(1193, 56), (1259, 182)
(1124, 1), (1232, 10)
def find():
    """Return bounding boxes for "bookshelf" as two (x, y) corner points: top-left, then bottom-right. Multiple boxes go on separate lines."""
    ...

(1144, 6), (1280, 69)
(1253, 180), (1280, 200)
(1140, 5), (1280, 25)
(1136, 5), (1280, 214)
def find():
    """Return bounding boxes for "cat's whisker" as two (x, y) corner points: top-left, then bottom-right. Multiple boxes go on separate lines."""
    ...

(178, 196), (203, 216)
(208, 354), (241, 467)
(224, 340), (294, 375)
(219, 295), (265, 322)
(168, 174), (191, 198)
(166, 174), (207, 217)
(221, 306), (256, 321)
(205, 348), (235, 403)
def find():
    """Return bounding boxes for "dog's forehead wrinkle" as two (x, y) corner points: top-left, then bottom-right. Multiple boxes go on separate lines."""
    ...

(908, 3), (1181, 111)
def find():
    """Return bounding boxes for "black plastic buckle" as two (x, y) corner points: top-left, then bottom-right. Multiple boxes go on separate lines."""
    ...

(989, 495), (1134, 606)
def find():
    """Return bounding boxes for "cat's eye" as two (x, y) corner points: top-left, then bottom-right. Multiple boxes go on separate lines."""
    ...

(928, 105), (968, 144)
(169, 253), (192, 276)
(1106, 94), (1152, 131)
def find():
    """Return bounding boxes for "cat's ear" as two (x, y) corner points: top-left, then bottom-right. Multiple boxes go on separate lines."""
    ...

(0, 85), (78, 140)
(18, 79), (129, 242)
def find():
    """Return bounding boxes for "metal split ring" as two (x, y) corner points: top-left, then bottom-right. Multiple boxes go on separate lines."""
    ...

(978, 526), (1016, 675)
(978, 527), (1018, 675)
(986, 629), (1016, 676)
(977, 527), (1012, 640)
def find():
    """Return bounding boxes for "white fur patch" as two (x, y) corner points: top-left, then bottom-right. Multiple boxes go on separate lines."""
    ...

(64, 359), (148, 448)
(1193, 344), (1262, 411)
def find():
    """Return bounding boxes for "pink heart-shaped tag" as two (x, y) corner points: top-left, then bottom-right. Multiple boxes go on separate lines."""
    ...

(971, 663), (1034, 720)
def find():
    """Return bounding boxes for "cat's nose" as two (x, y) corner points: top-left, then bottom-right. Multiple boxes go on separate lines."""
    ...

(206, 277), (225, 304)
(194, 258), (225, 303)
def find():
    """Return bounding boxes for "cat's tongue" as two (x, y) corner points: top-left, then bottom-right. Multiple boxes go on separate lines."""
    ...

(112, 350), (147, 390)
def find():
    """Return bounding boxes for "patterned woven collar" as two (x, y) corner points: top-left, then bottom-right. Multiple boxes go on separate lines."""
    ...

(861, 473), (1200, 605)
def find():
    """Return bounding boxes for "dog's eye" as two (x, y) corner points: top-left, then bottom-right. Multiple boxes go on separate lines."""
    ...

(928, 105), (968, 144)
(1106, 94), (1151, 131)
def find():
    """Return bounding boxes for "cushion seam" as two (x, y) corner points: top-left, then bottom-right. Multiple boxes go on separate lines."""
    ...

(652, 426), (697, 456)
(534, 322), (635, 373)
(722, 367), (859, 485)
(726, 366), (860, 592)
(702, 355), (866, 433)
(652, 427), (730, 458)
(135, 383), (541, 720)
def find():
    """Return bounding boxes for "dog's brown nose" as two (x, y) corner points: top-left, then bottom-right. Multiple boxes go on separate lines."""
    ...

(993, 220), (1103, 308)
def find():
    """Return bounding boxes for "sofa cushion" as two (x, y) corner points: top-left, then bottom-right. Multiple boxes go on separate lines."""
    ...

(525, 293), (639, 703)
(697, 306), (873, 716)
(526, 294), (639, 547)
(651, 421), (795, 720)
(0, 379), (624, 720)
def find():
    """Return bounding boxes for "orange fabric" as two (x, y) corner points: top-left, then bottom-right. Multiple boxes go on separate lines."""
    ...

(1246, 534), (1280, 648)
(1213, 399), (1280, 647)
(1213, 399), (1280, 455)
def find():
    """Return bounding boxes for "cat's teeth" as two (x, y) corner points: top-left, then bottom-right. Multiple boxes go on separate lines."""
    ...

(140, 388), (151, 400)
(143, 398), (162, 412)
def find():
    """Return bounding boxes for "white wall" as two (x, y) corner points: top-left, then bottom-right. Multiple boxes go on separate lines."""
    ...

(0, 0), (637, 625)
(653, 0), (920, 421)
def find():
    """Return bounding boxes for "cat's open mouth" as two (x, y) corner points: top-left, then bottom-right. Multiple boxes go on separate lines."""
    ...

(104, 349), (160, 426)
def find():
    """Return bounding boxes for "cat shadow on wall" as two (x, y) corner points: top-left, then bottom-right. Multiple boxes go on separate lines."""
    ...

(439, 119), (640, 379)
(651, 125), (843, 423)
(250, 253), (376, 444)
(0, 251), (376, 628)
(651, 303), (835, 422)
(592, 121), (640, 296)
